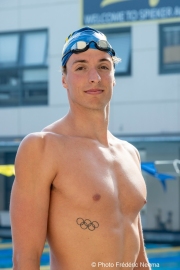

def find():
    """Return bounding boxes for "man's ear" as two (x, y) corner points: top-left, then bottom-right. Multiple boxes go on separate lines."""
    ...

(62, 73), (68, 89)
(113, 79), (116, 86)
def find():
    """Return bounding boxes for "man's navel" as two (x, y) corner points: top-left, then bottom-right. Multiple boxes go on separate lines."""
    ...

(92, 193), (101, 201)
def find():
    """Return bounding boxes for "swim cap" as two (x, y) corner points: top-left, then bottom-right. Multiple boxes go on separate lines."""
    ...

(61, 27), (115, 67)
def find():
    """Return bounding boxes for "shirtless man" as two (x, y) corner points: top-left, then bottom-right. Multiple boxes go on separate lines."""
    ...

(10, 27), (151, 270)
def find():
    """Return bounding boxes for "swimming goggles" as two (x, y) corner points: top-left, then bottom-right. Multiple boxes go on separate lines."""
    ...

(62, 40), (115, 59)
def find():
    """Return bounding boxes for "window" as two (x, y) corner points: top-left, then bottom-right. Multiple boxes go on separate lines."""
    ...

(159, 23), (180, 74)
(103, 28), (131, 76)
(22, 32), (47, 66)
(0, 34), (19, 66)
(0, 29), (48, 106)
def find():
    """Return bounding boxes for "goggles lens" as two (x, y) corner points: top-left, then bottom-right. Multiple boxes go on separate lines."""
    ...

(97, 40), (109, 49)
(73, 41), (86, 50)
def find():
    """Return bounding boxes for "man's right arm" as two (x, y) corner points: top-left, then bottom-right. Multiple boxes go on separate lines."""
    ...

(10, 133), (57, 270)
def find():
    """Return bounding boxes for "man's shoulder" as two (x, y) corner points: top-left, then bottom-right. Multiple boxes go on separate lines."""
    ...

(20, 131), (54, 148)
(114, 137), (140, 164)
(17, 131), (64, 160)
(15, 131), (61, 178)
(42, 118), (65, 134)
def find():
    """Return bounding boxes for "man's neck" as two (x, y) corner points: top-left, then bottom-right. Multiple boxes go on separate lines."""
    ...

(63, 105), (111, 146)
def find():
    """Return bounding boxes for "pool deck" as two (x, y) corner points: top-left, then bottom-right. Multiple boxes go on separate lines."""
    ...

(0, 241), (180, 270)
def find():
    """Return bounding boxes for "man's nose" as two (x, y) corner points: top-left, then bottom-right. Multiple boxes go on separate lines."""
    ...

(88, 68), (101, 83)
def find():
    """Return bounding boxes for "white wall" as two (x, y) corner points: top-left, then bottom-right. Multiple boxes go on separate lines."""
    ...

(110, 22), (180, 135)
(0, 0), (77, 136)
(0, 0), (180, 137)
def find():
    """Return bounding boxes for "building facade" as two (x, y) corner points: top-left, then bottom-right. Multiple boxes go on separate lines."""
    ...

(0, 0), (180, 233)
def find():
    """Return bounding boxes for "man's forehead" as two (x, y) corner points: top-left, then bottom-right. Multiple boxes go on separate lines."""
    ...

(68, 49), (113, 65)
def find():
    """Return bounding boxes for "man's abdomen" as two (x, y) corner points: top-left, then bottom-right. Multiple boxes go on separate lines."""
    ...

(47, 191), (140, 270)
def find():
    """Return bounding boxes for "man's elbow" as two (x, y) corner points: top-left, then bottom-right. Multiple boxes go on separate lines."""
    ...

(12, 251), (40, 270)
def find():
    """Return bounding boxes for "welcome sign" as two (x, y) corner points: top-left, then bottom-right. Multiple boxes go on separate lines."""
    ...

(81, 0), (180, 27)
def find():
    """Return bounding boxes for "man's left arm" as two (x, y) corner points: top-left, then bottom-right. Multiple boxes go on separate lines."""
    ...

(127, 144), (151, 269)
(135, 214), (151, 270)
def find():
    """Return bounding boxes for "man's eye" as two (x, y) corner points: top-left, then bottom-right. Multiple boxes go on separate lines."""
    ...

(76, 66), (85, 71)
(100, 65), (109, 70)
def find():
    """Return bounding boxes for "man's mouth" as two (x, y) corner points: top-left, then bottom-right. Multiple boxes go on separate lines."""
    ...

(85, 89), (104, 95)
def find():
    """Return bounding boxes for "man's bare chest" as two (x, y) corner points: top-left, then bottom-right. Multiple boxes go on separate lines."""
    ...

(52, 140), (147, 217)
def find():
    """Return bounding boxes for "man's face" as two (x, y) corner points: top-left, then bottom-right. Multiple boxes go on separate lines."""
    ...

(62, 49), (115, 111)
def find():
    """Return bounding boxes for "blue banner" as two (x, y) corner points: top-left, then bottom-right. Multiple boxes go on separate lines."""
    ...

(141, 162), (176, 191)
(82, 0), (180, 27)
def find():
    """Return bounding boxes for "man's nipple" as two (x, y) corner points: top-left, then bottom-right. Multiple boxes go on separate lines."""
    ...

(92, 193), (101, 201)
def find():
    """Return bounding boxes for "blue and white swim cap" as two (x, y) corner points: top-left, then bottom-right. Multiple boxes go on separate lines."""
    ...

(62, 27), (115, 67)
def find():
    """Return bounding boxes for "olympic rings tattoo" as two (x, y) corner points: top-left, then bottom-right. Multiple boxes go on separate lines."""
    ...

(76, 218), (99, 231)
